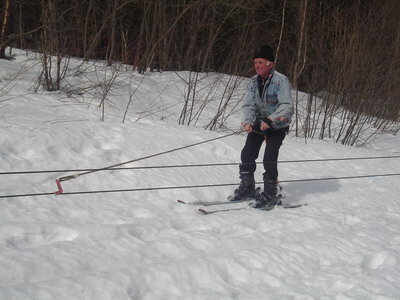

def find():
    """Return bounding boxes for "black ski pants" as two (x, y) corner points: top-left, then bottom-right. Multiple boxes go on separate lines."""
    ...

(239, 123), (288, 182)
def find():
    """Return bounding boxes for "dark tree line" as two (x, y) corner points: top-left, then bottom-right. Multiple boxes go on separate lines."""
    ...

(1, 0), (399, 142)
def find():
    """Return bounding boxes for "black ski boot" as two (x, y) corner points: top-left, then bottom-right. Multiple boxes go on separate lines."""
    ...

(252, 179), (278, 210)
(229, 172), (256, 201)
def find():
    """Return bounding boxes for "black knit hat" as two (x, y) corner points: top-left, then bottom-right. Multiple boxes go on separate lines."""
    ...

(254, 45), (275, 62)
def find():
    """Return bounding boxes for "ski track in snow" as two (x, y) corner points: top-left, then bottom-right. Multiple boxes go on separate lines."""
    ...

(0, 49), (400, 299)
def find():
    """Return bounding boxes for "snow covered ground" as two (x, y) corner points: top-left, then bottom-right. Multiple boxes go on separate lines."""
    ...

(1, 49), (400, 299)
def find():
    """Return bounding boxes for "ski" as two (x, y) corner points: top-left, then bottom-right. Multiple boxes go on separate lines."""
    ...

(198, 201), (307, 215)
(177, 187), (264, 206)
(177, 197), (255, 206)
(198, 207), (246, 215)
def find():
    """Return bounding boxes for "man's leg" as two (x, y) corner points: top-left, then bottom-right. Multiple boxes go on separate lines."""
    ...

(230, 125), (264, 201)
(253, 127), (287, 208)
(262, 127), (287, 182)
(240, 125), (265, 175)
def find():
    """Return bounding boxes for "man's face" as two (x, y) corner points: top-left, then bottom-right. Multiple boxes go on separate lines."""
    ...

(254, 58), (273, 78)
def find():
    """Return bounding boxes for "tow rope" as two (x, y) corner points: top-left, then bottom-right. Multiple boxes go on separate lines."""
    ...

(55, 129), (243, 195)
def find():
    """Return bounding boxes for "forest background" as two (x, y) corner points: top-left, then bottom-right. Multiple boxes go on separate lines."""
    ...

(0, 0), (399, 145)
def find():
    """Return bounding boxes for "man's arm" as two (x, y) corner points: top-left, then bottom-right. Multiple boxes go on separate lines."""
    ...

(242, 79), (257, 126)
(269, 76), (294, 123)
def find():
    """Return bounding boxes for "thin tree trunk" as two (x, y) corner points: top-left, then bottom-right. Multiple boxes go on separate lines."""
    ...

(0, 0), (11, 58)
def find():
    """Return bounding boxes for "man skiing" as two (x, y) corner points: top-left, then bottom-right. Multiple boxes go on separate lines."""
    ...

(230, 44), (294, 209)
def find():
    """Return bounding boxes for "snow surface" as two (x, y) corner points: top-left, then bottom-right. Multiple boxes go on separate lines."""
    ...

(1, 49), (400, 299)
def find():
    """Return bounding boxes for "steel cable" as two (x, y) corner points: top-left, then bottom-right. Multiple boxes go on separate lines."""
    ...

(1, 172), (399, 199)
(1, 155), (400, 176)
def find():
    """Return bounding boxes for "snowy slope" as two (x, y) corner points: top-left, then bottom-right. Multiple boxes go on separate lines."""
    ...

(1, 50), (400, 299)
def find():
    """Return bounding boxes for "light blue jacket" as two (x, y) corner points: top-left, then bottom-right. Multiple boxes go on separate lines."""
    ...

(242, 70), (294, 129)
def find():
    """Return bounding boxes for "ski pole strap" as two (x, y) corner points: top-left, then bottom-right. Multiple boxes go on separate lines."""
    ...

(55, 179), (63, 195)
(55, 174), (79, 195)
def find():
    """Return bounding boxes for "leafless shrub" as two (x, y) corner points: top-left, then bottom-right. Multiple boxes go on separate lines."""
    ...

(36, 0), (71, 91)
(204, 75), (245, 131)
(122, 71), (145, 123)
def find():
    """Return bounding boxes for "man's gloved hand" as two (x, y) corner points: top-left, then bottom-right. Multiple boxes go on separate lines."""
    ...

(261, 117), (273, 131)
(242, 123), (253, 133)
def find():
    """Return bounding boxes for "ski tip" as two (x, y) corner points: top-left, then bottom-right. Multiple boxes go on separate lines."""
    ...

(198, 208), (210, 215)
(177, 199), (186, 204)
